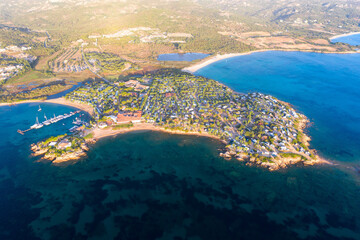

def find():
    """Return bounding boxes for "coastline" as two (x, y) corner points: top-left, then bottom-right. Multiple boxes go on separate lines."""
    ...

(182, 49), (358, 73)
(329, 31), (360, 40)
(0, 97), (94, 116)
(92, 122), (225, 143)
(90, 121), (331, 170)
(15, 67), (332, 170)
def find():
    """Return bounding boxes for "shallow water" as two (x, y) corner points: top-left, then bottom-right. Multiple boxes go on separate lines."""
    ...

(195, 51), (360, 163)
(47, 82), (84, 99)
(1, 103), (360, 239)
(331, 33), (360, 46)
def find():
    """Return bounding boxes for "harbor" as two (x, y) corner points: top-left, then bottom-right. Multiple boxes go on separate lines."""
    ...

(17, 109), (81, 135)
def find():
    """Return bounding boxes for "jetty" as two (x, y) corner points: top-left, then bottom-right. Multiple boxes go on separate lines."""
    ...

(17, 110), (81, 135)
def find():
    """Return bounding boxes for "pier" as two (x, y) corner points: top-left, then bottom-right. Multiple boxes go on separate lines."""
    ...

(17, 110), (81, 135)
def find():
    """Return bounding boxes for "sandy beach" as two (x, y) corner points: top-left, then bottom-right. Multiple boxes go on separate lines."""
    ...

(0, 97), (94, 116)
(182, 49), (359, 73)
(92, 122), (225, 142)
(329, 31), (360, 40)
(182, 51), (268, 73)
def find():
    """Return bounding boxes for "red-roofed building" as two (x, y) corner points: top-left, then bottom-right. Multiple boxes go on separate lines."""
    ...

(116, 111), (142, 123)
(165, 92), (175, 98)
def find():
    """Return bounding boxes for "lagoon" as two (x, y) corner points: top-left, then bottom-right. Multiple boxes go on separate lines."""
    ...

(195, 51), (360, 163)
(158, 53), (210, 62)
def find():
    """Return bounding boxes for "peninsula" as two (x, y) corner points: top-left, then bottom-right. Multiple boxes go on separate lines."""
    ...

(31, 69), (324, 170)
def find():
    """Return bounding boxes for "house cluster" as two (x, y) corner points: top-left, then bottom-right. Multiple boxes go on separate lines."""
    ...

(88, 27), (193, 44)
(55, 63), (88, 73)
(66, 78), (148, 123)
(141, 71), (312, 161)
(124, 80), (149, 91)
(116, 111), (142, 123)
(65, 70), (312, 163)
(0, 45), (31, 52)
(0, 64), (24, 82)
(139, 32), (193, 43)
(98, 111), (143, 128)
(0, 45), (36, 63)
(50, 48), (87, 73)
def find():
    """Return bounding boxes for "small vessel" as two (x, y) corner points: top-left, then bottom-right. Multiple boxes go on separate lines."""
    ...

(43, 113), (52, 125)
(50, 114), (58, 123)
(38, 105), (42, 112)
(31, 117), (43, 129)
(73, 117), (84, 125)
(69, 126), (79, 132)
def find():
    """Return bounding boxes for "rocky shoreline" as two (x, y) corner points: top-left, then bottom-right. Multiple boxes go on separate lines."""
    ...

(31, 136), (90, 164)
(29, 70), (330, 170)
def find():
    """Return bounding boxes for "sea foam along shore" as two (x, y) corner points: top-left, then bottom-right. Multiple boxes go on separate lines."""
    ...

(0, 97), (94, 116)
(182, 49), (359, 74)
(329, 31), (360, 40)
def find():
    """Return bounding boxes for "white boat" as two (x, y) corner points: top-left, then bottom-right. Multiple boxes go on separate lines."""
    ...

(69, 126), (78, 132)
(31, 117), (43, 129)
(38, 105), (42, 112)
(42, 114), (51, 125)
(34, 123), (44, 129)
(73, 117), (83, 125)
(51, 114), (58, 123)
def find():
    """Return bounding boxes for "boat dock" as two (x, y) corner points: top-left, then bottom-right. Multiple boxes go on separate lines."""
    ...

(17, 110), (81, 135)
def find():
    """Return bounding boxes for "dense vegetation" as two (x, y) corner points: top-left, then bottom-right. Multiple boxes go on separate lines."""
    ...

(0, 81), (71, 103)
(85, 52), (135, 73)
(0, 26), (56, 56)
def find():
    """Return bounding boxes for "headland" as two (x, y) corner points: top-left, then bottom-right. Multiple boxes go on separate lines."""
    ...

(29, 69), (330, 170)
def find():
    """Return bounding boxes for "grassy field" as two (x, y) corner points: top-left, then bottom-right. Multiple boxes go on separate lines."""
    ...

(55, 70), (96, 82)
(35, 50), (63, 71)
(6, 70), (54, 85)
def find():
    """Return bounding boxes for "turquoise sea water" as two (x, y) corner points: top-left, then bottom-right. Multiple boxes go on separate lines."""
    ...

(331, 33), (360, 46)
(2, 51), (360, 239)
(158, 53), (210, 62)
(1, 103), (360, 239)
(195, 51), (360, 163)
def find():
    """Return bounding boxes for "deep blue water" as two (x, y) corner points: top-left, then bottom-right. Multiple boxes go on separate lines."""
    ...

(2, 50), (360, 239)
(1, 103), (360, 239)
(158, 53), (210, 61)
(331, 33), (360, 46)
(195, 51), (360, 163)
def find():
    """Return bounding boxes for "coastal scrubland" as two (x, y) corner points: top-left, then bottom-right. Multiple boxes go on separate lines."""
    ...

(0, 0), (358, 99)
